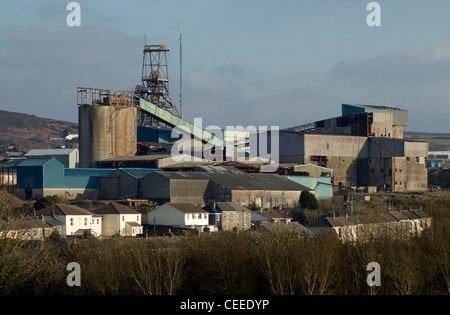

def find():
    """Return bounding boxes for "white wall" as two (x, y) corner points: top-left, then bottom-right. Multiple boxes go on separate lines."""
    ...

(62, 214), (101, 237)
(119, 213), (142, 235)
(147, 204), (208, 229)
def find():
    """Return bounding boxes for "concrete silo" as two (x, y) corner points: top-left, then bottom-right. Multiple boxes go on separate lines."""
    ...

(78, 88), (138, 168)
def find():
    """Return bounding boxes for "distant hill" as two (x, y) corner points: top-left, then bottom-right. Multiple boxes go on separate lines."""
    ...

(404, 131), (450, 151)
(0, 109), (78, 151)
(0, 108), (448, 153)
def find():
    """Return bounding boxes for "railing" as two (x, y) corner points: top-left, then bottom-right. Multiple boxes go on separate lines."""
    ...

(77, 87), (140, 106)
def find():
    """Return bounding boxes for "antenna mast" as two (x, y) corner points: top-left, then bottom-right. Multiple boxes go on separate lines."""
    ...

(179, 24), (183, 119)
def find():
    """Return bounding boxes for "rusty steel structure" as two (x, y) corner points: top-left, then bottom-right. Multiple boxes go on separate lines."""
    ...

(137, 44), (180, 126)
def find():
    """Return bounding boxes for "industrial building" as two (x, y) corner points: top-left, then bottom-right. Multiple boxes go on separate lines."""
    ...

(280, 104), (428, 192)
(14, 42), (427, 206)
(139, 165), (310, 209)
(215, 161), (333, 198)
(97, 168), (161, 200)
(25, 148), (79, 168)
(427, 151), (450, 168)
(16, 158), (114, 200)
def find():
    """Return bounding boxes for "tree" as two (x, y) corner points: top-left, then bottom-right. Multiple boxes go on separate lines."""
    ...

(244, 201), (260, 211)
(299, 190), (319, 210)
(34, 195), (69, 210)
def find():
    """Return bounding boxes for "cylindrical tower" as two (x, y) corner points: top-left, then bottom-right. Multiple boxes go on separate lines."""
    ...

(78, 88), (138, 168)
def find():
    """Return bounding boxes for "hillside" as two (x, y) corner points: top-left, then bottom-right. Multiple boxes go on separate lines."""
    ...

(0, 108), (448, 152)
(404, 131), (450, 151)
(0, 109), (78, 151)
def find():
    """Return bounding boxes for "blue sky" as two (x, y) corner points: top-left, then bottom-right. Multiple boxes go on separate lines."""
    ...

(0, 0), (449, 132)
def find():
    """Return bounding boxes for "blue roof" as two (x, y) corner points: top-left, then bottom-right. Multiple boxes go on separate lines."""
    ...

(118, 168), (162, 178)
(18, 158), (53, 167)
(251, 212), (268, 222)
(64, 168), (116, 177)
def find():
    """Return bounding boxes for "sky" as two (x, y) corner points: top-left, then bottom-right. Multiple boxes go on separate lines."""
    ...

(0, 0), (450, 133)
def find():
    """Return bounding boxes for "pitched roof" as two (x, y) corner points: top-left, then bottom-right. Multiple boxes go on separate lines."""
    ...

(215, 202), (249, 212)
(92, 202), (140, 215)
(308, 210), (429, 227)
(167, 203), (208, 213)
(260, 222), (313, 235)
(36, 204), (96, 217)
(25, 148), (78, 156)
(18, 158), (53, 167)
(0, 218), (52, 230)
(260, 210), (292, 219)
(152, 166), (310, 191)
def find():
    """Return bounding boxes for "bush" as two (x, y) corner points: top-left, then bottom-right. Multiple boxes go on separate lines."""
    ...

(299, 190), (319, 210)
(34, 195), (69, 210)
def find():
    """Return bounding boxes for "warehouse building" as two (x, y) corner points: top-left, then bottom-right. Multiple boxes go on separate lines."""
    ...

(25, 148), (79, 168)
(97, 168), (161, 200)
(217, 161), (333, 198)
(140, 165), (311, 209)
(16, 158), (115, 200)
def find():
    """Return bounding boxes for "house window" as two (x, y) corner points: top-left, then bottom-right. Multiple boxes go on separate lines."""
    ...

(97, 219), (100, 224)
(192, 214), (195, 219)
(416, 157), (420, 163)
(137, 216), (139, 221)
(84, 218), (88, 226)
(406, 157), (410, 162)
(122, 216), (124, 221)
(70, 218), (73, 226)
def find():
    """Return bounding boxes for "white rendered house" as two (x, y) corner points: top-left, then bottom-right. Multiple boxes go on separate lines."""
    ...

(147, 203), (209, 231)
(91, 202), (143, 237)
(35, 204), (102, 237)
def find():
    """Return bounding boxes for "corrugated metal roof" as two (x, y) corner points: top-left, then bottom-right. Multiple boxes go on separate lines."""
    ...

(64, 168), (115, 177)
(153, 167), (310, 191)
(18, 158), (52, 167)
(25, 148), (78, 156)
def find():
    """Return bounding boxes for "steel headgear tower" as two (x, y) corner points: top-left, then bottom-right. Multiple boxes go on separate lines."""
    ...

(138, 44), (180, 126)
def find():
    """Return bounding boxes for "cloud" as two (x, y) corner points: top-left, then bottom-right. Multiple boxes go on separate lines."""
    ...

(328, 46), (450, 132)
(331, 45), (450, 87)
(182, 65), (339, 129)
(0, 23), (142, 122)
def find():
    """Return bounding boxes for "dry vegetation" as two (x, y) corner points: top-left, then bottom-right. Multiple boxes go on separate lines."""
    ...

(0, 190), (449, 295)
